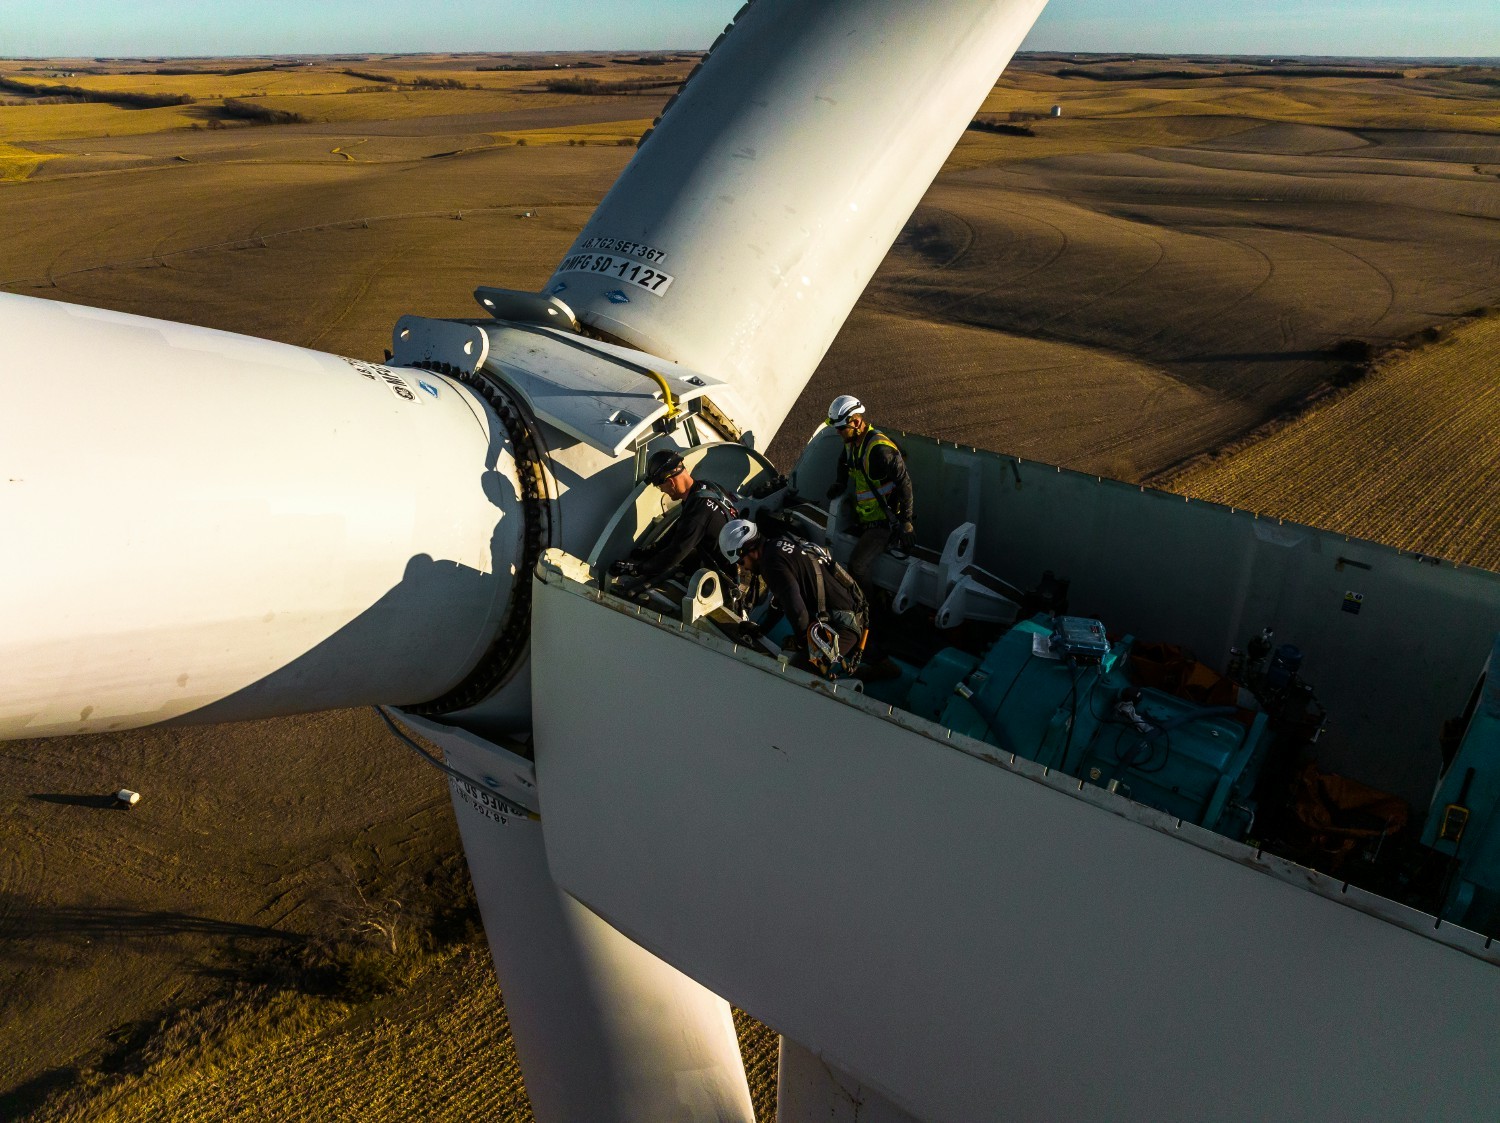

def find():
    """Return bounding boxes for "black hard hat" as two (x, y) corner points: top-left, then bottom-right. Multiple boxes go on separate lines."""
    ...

(645, 448), (685, 486)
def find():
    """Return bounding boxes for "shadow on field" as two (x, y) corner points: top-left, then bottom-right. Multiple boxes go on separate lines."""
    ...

(28, 793), (123, 810)
(2, 1002), (226, 1119)
(1187, 348), (1344, 362)
(0, 905), (297, 944)
(1, 1065), (82, 1121)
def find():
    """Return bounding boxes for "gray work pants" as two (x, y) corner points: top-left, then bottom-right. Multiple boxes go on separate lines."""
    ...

(849, 522), (891, 605)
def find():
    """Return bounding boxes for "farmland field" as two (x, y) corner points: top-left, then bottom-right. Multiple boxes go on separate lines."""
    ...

(1167, 313), (1500, 570)
(2, 47), (1498, 1122)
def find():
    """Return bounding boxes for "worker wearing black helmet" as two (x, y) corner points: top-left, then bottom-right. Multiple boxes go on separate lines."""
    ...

(609, 449), (739, 597)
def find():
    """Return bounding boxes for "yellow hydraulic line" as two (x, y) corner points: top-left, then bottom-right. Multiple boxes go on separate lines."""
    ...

(644, 368), (681, 420)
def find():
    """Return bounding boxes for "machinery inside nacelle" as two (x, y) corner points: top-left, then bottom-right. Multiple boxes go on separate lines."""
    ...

(588, 430), (1500, 943)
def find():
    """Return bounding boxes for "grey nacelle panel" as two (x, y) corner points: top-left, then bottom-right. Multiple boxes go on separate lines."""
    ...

(532, 568), (1500, 1123)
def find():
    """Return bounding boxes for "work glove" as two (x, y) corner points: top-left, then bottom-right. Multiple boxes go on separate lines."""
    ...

(608, 559), (640, 579)
(891, 522), (915, 553)
(615, 578), (650, 600)
(736, 620), (764, 643)
(826, 481), (844, 501)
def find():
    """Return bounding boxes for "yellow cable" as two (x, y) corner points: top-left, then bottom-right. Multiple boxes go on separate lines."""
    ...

(645, 369), (681, 420)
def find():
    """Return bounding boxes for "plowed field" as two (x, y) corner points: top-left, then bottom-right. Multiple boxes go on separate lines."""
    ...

(1167, 315), (1500, 570)
(48, 948), (533, 1123)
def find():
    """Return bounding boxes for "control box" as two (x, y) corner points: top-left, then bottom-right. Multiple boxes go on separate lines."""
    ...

(1053, 616), (1110, 663)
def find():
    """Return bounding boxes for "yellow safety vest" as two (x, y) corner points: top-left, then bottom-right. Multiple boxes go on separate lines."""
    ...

(845, 428), (901, 524)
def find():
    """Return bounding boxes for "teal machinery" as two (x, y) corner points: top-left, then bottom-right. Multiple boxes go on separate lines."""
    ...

(773, 591), (1500, 930)
(888, 616), (1272, 840)
(1423, 635), (1500, 937)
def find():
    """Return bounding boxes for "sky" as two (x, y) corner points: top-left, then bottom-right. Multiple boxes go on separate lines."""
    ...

(1, 0), (1497, 61)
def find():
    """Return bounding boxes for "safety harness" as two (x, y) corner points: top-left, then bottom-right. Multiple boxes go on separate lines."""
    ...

(691, 480), (751, 611)
(615, 479), (740, 598)
(693, 479), (739, 522)
(844, 428), (902, 525)
(788, 536), (870, 679)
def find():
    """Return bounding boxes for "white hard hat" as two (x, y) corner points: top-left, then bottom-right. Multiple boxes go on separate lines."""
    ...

(827, 395), (865, 428)
(718, 518), (760, 564)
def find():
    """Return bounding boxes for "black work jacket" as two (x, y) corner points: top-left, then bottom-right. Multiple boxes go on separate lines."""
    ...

(761, 536), (864, 651)
(632, 480), (738, 584)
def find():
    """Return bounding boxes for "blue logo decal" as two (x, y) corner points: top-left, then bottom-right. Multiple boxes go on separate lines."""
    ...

(548, 282), (568, 295)
(604, 289), (631, 304)
(417, 380), (440, 399)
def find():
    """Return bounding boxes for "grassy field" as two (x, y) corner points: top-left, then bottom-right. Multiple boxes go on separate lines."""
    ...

(1166, 313), (1500, 570)
(2, 48), (1498, 1122)
(0, 54), (696, 147)
(31, 943), (779, 1123)
(0, 100), (205, 143)
(38, 944), (535, 1123)
(0, 141), (59, 180)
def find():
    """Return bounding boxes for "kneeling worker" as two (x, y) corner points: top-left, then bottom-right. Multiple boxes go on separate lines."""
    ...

(611, 449), (738, 597)
(719, 519), (869, 679)
(825, 395), (914, 604)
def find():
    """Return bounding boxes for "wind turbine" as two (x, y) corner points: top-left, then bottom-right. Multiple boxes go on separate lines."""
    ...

(7, 1), (1500, 1120)
(3, 1), (1049, 1117)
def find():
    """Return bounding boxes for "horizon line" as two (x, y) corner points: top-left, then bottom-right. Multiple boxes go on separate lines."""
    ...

(3, 49), (1498, 64)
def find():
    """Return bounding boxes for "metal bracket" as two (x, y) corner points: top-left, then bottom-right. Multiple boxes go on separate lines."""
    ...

(893, 556), (922, 615)
(682, 568), (741, 632)
(391, 316), (489, 374)
(937, 522), (978, 593)
(474, 286), (580, 331)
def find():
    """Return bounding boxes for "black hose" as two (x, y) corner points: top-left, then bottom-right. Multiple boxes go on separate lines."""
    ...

(1136, 704), (1239, 743)
(958, 661), (1031, 760)
(1056, 665), (1084, 774)
(1116, 704), (1237, 773)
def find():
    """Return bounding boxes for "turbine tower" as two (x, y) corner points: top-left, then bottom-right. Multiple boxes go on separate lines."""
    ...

(2, 2), (1053, 1118)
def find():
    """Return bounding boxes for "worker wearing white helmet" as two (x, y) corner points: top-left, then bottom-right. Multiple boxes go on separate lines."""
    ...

(719, 519), (869, 680)
(825, 395), (914, 602)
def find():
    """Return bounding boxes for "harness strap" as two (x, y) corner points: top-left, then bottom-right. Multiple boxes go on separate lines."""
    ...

(695, 480), (739, 516)
(829, 559), (867, 615)
(794, 534), (870, 679)
(845, 428), (902, 523)
(788, 534), (868, 619)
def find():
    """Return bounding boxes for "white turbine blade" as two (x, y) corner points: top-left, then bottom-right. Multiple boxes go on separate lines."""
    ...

(0, 293), (518, 739)
(547, 0), (1049, 446)
(401, 713), (757, 1122)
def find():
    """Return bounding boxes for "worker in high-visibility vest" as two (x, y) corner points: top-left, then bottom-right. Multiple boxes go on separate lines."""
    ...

(824, 395), (914, 603)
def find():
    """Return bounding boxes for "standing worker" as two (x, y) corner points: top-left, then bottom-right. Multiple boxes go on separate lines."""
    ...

(718, 519), (869, 680)
(611, 449), (739, 597)
(824, 395), (914, 603)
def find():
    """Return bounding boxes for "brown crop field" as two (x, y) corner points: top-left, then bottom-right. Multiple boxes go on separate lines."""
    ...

(1165, 313), (1500, 570)
(2, 48), (1498, 1122)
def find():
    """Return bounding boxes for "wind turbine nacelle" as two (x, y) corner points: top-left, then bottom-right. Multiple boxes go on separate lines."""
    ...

(0, 293), (758, 743)
(0, 294), (524, 740)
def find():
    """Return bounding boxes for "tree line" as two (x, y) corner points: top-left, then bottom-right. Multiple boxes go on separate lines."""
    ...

(538, 76), (681, 95)
(0, 75), (193, 108)
(1053, 66), (1406, 81)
